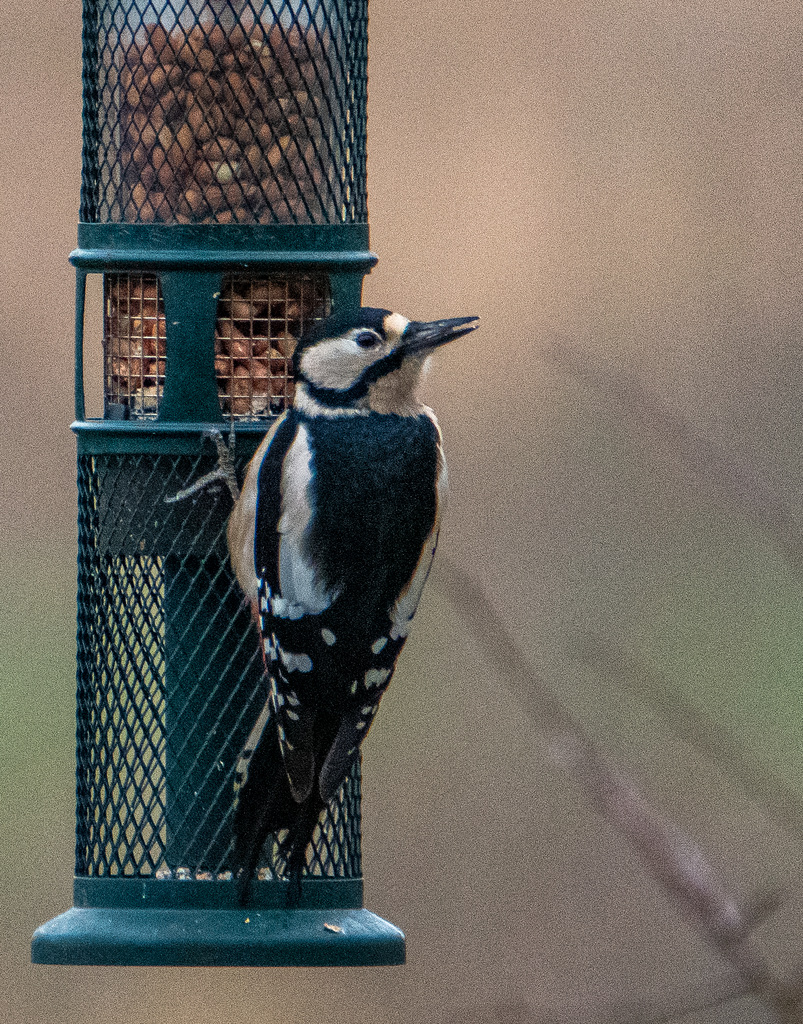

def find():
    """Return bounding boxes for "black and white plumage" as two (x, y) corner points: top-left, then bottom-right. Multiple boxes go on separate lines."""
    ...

(226, 307), (478, 903)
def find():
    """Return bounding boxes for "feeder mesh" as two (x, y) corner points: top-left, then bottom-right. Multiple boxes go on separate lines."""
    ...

(79, 0), (368, 225)
(75, 451), (362, 878)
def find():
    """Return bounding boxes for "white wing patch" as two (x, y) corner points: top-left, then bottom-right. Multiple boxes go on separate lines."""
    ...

(365, 667), (390, 689)
(233, 695), (272, 801)
(277, 424), (339, 614)
(263, 633), (279, 662)
(269, 594), (306, 620)
(278, 649), (313, 674)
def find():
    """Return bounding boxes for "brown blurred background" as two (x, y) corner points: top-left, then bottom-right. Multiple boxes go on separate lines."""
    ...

(3, 2), (803, 1022)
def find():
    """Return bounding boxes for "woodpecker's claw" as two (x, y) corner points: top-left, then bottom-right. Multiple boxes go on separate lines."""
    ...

(164, 420), (240, 504)
(204, 421), (241, 502)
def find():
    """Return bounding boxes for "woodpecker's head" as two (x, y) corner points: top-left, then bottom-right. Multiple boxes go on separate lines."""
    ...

(292, 307), (479, 415)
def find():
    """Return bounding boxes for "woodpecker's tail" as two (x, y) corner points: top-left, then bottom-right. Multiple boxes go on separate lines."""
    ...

(231, 696), (333, 906)
(279, 793), (326, 907)
(231, 703), (298, 906)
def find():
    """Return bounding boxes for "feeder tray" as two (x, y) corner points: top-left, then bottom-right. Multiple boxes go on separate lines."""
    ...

(32, 0), (404, 967)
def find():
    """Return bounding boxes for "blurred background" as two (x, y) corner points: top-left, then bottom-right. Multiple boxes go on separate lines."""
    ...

(3, 1), (803, 1022)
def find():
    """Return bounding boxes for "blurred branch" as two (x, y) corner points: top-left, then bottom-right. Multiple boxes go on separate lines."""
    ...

(598, 975), (752, 1024)
(432, 556), (803, 1024)
(575, 636), (803, 842)
(539, 338), (803, 577)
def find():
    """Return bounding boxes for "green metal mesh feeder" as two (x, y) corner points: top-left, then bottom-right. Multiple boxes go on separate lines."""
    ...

(31, 0), (405, 967)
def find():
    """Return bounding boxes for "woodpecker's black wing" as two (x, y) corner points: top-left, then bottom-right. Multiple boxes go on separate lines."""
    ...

(231, 688), (299, 894)
(254, 409), (342, 803)
(231, 408), (341, 894)
(314, 516), (441, 803)
(263, 409), (443, 790)
(229, 411), (302, 897)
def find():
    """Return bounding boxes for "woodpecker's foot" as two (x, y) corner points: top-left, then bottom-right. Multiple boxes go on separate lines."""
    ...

(285, 866), (304, 909)
(235, 866), (254, 908)
(205, 422), (241, 502)
(164, 421), (241, 504)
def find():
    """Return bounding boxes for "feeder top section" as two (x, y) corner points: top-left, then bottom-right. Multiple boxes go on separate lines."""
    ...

(80, 0), (368, 226)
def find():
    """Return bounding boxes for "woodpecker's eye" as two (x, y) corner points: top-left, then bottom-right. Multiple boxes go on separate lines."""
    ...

(354, 331), (380, 348)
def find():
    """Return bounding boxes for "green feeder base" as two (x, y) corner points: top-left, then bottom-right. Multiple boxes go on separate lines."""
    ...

(31, 878), (405, 966)
(32, 906), (405, 967)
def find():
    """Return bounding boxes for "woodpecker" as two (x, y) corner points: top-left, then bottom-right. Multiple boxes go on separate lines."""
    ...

(225, 306), (479, 903)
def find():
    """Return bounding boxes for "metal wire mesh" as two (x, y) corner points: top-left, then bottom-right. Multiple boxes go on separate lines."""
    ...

(75, 450), (362, 878)
(214, 272), (329, 415)
(80, 0), (368, 224)
(104, 270), (330, 419)
(104, 274), (167, 416)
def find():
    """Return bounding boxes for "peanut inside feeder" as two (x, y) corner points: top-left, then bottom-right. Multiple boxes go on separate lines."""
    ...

(105, 272), (329, 419)
(105, 276), (167, 416)
(119, 12), (335, 225)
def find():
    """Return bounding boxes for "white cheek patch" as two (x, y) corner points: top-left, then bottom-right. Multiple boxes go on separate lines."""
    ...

(300, 336), (374, 390)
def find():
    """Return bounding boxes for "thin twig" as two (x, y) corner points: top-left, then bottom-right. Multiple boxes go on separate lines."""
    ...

(539, 338), (803, 577)
(575, 636), (803, 842)
(432, 555), (803, 1024)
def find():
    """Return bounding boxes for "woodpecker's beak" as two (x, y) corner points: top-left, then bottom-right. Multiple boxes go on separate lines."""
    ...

(401, 316), (479, 356)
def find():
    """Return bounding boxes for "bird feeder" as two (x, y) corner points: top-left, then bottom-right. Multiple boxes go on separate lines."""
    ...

(32, 0), (405, 966)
